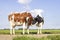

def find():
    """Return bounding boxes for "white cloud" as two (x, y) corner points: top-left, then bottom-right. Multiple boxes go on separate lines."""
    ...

(17, 0), (32, 4)
(30, 9), (44, 17)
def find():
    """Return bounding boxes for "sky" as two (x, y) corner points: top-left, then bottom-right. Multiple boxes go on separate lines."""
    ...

(0, 0), (60, 29)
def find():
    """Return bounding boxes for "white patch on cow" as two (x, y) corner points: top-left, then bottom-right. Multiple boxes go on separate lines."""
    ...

(16, 22), (20, 25)
(26, 17), (29, 21)
(16, 22), (23, 25)
(10, 21), (15, 27)
(12, 14), (14, 21)
(39, 22), (43, 27)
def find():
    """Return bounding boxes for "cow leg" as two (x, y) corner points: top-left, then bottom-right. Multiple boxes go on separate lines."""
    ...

(37, 26), (42, 34)
(27, 29), (29, 34)
(10, 21), (15, 35)
(37, 23), (42, 34)
(12, 27), (15, 35)
(10, 25), (15, 35)
(23, 22), (25, 34)
(39, 26), (42, 34)
(39, 23), (42, 34)
(37, 27), (40, 34)
(27, 26), (29, 34)
(10, 26), (13, 35)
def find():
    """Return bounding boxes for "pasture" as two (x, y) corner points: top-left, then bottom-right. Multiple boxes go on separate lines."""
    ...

(0, 29), (60, 40)
(0, 29), (60, 34)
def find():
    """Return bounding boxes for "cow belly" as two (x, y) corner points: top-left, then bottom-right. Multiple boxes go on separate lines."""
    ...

(16, 22), (23, 26)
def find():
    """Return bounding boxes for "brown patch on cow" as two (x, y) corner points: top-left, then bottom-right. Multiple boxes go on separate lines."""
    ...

(8, 12), (33, 26)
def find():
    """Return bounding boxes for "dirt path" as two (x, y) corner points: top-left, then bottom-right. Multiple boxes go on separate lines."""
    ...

(0, 35), (12, 40)
(0, 34), (60, 40)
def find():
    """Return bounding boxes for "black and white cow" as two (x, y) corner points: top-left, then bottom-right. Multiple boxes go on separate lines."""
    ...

(32, 15), (44, 34)
(30, 9), (44, 34)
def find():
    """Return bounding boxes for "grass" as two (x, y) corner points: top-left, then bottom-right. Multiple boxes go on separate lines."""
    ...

(42, 29), (60, 34)
(13, 36), (40, 40)
(13, 35), (60, 40)
(0, 29), (10, 34)
(40, 35), (60, 40)
(0, 29), (60, 40)
(0, 29), (60, 34)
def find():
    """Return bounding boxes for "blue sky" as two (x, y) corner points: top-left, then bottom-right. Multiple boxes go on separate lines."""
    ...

(0, 0), (60, 29)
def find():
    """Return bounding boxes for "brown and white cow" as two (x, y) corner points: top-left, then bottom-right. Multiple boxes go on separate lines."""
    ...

(8, 12), (33, 35)
(8, 11), (44, 35)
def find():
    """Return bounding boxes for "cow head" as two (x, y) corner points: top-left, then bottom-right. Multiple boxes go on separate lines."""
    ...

(32, 15), (44, 25)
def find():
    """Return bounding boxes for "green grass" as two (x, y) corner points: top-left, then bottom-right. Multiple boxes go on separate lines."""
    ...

(0, 29), (10, 34)
(13, 36), (40, 40)
(0, 29), (60, 34)
(40, 35), (60, 40)
(42, 29), (60, 34)
(13, 35), (60, 40)
(13, 36), (38, 40)
(0, 29), (60, 40)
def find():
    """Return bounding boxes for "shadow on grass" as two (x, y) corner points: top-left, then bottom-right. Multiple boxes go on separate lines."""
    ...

(43, 32), (52, 34)
(16, 32), (37, 34)
(16, 32), (52, 34)
(0, 32), (52, 35)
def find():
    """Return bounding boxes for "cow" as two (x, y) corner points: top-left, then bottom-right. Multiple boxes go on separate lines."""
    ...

(32, 15), (44, 34)
(8, 12), (33, 35)
(30, 9), (44, 34)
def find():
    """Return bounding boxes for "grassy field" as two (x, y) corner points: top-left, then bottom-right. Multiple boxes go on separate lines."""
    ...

(0, 29), (60, 34)
(13, 35), (60, 40)
(0, 29), (60, 40)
